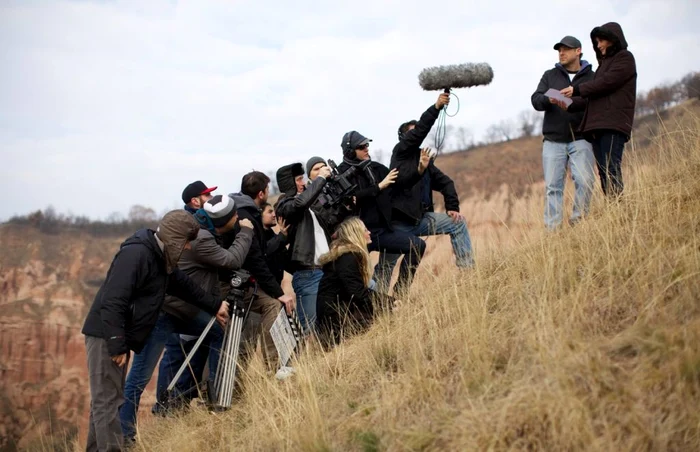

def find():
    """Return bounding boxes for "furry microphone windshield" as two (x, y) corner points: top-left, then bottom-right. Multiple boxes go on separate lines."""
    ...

(418, 63), (494, 91)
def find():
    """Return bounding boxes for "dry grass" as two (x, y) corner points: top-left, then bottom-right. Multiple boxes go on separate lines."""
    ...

(54, 110), (699, 452)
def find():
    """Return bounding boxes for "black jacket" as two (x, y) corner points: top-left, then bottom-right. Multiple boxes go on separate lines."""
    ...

(389, 104), (442, 223)
(338, 160), (394, 230)
(264, 227), (288, 284)
(419, 161), (461, 214)
(531, 61), (595, 142)
(81, 229), (221, 356)
(575, 22), (637, 139)
(229, 193), (284, 299)
(316, 252), (375, 345)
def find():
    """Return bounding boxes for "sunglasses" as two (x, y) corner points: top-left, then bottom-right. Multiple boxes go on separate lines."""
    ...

(356, 143), (370, 151)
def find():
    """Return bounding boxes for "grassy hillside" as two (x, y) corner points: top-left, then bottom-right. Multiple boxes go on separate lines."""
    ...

(108, 108), (700, 451)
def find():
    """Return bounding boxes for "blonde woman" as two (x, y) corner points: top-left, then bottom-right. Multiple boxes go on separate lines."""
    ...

(316, 217), (393, 347)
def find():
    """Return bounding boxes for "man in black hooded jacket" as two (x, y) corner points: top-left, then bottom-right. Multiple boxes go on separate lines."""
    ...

(338, 130), (426, 295)
(81, 210), (229, 452)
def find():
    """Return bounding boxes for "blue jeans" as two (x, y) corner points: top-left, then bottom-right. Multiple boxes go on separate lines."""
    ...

(119, 311), (222, 440)
(292, 269), (324, 333)
(542, 139), (595, 229)
(374, 212), (472, 292)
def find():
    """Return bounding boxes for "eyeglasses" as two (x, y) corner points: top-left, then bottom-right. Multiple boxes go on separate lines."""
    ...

(356, 143), (370, 151)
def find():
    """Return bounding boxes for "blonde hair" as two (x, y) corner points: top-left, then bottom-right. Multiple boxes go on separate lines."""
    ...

(319, 217), (372, 286)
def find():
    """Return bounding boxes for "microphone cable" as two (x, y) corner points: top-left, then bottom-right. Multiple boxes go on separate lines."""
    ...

(434, 90), (460, 154)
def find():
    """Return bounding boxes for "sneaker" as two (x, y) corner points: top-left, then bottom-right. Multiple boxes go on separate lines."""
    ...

(275, 366), (296, 381)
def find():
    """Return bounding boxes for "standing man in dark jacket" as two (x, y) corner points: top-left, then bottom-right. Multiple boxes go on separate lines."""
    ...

(561, 22), (637, 197)
(532, 35), (596, 229)
(81, 210), (229, 452)
(338, 131), (426, 295)
(229, 171), (295, 369)
(274, 160), (336, 332)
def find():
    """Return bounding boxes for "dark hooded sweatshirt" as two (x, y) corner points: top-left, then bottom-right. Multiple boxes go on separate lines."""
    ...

(531, 61), (595, 142)
(573, 22), (637, 139)
(389, 104), (449, 224)
(81, 228), (222, 357)
(229, 192), (284, 299)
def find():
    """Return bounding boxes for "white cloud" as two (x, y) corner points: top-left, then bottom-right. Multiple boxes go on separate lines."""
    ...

(1, 0), (698, 220)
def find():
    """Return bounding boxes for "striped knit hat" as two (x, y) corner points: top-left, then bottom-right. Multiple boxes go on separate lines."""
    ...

(203, 195), (237, 228)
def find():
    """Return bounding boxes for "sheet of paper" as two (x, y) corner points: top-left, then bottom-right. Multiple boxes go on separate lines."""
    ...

(545, 88), (573, 107)
(270, 308), (297, 366)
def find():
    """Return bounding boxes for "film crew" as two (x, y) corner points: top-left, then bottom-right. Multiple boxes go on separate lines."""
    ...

(560, 22), (637, 198)
(316, 217), (394, 349)
(338, 131), (426, 296)
(274, 159), (344, 333)
(81, 210), (229, 452)
(229, 171), (296, 371)
(151, 195), (255, 414)
(376, 94), (474, 290)
(531, 35), (596, 230)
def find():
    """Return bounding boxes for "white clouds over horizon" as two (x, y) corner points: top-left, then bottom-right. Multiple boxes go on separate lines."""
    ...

(1, 0), (698, 220)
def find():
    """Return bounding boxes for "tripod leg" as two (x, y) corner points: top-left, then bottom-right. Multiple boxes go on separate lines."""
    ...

(166, 315), (218, 393)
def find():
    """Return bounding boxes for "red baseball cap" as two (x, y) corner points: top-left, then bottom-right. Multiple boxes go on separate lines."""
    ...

(182, 181), (217, 204)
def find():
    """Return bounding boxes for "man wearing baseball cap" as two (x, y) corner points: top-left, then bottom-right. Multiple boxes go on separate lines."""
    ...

(182, 181), (218, 214)
(531, 35), (596, 230)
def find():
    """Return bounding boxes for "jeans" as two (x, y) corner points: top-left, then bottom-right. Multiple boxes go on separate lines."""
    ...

(369, 227), (426, 295)
(542, 139), (595, 229)
(292, 269), (324, 334)
(374, 212), (473, 292)
(120, 310), (222, 441)
(590, 131), (626, 197)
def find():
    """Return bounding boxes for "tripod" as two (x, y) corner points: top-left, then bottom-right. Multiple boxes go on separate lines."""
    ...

(166, 270), (253, 410)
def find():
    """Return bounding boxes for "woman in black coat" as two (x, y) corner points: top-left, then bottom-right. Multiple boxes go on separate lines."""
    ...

(316, 217), (393, 348)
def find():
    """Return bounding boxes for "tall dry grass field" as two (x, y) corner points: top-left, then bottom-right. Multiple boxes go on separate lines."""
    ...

(64, 112), (700, 451)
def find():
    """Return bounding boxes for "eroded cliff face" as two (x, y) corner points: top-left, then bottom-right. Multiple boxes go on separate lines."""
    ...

(0, 227), (120, 450)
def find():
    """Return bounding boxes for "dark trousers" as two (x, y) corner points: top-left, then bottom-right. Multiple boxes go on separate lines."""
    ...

(591, 131), (626, 197)
(369, 228), (425, 294)
(85, 335), (128, 452)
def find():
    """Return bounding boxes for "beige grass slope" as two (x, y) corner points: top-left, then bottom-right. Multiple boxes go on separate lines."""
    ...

(125, 115), (699, 451)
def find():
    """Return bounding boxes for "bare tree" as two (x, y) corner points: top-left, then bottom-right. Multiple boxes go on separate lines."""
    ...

(267, 171), (280, 195)
(128, 205), (157, 223)
(372, 148), (389, 166)
(681, 72), (700, 100)
(518, 110), (542, 138)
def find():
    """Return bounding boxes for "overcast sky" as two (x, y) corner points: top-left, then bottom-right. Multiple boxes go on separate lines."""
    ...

(1, 0), (698, 221)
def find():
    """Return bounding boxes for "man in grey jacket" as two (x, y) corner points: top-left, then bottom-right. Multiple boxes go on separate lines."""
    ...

(120, 194), (254, 441)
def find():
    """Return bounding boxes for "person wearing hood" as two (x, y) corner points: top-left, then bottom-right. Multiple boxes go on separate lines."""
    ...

(532, 35), (596, 229)
(338, 131), (426, 296)
(229, 171), (295, 370)
(561, 22), (637, 197)
(273, 159), (336, 333)
(81, 210), (230, 452)
(148, 195), (255, 418)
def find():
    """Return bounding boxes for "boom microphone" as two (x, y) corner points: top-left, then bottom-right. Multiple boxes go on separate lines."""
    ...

(418, 63), (494, 91)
